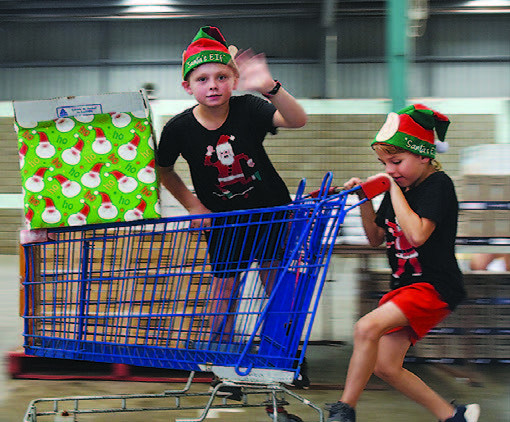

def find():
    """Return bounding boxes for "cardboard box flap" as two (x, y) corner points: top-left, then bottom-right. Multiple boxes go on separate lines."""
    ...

(13, 91), (149, 127)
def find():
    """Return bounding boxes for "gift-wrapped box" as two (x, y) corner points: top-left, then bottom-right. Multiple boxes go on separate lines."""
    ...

(14, 91), (161, 229)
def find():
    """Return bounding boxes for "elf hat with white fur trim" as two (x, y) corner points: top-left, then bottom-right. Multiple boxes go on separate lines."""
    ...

(372, 104), (450, 158)
(182, 26), (238, 80)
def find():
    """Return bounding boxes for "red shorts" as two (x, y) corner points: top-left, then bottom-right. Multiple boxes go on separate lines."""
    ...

(379, 282), (450, 345)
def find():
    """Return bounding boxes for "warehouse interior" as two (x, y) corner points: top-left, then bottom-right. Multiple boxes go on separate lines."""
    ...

(1, 1), (509, 421)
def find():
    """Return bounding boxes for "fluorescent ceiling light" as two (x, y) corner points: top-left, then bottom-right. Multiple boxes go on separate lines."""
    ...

(121, 0), (174, 5)
(463, 0), (510, 6)
(126, 6), (174, 13)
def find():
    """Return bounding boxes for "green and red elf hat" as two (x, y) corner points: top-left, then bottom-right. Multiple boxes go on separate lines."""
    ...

(182, 26), (237, 80)
(372, 104), (451, 158)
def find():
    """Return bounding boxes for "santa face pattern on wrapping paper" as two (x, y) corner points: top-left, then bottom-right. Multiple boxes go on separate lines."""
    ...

(204, 134), (260, 199)
(75, 114), (94, 124)
(41, 197), (62, 224)
(124, 198), (146, 222)
(81, 163), (107, 188)
(67, 203), (90, 226)
(110, 112), (131, 128)
(91, 127), (113, 154)
(61, 137), (84, 165)
(25, 208), (34, 227)
(50, 175), (82, 198)
(16, 111), (160, 229)
(118, 133), (140, 161)
(137, 160), (156, 184)
(35, 132), (56, 159)
(97, 192), (119, 220)
(107, 170), (138, 194)
(19, 142), (28, 168)
(25, 167), (49, 192)
(54, 117), (75, 133)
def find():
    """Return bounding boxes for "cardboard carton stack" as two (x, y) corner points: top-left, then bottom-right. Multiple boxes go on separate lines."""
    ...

(16, 92), (212, 354)
(456, 144), (510, 238)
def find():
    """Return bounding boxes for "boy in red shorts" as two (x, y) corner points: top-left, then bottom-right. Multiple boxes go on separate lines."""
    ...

(328, 104), (480, 422)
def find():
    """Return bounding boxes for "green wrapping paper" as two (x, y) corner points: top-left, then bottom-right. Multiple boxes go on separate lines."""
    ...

(16, 111), (161, 229)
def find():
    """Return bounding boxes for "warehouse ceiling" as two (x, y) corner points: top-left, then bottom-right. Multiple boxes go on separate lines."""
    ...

(0, 0), (508, 21)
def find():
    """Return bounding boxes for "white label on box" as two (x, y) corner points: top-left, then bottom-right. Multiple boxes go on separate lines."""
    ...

(57, 104), (103, 118)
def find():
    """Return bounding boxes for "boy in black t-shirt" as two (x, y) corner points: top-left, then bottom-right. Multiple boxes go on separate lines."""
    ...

(155, 26), (309, 392)
(157, 26), (306, 217)
(328, 105), (479, 422)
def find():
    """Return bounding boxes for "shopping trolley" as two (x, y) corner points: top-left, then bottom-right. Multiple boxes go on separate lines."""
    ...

(22, 172), (389, 422)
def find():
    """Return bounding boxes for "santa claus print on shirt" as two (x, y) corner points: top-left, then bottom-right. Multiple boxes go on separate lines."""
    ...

(386, 218), (423, 278)
(205, 134), (261, 199)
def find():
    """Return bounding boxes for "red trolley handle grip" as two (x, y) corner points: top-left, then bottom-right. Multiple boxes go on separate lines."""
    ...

(359, 174), (391, 200)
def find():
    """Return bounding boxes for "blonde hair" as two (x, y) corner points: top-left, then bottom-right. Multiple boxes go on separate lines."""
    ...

(184, 61), (238, 81)
(372, 143), (442, 171)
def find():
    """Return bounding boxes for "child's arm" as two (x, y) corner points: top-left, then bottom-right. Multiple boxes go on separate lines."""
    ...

(234, 49), (307, 129)
(157, 165), (211, 227)
(344, 177), (385, 247)
(385, 174), (436, 247)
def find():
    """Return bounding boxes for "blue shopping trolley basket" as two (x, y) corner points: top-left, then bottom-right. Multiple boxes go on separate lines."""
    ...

(21, 172), (389, 385)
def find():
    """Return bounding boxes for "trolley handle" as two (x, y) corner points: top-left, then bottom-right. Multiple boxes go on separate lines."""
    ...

(308, 174), (390, 200)
(359, 174), (391, 199)
(307, 186), (341, 198)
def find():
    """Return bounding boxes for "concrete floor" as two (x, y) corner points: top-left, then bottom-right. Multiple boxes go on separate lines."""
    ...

(1, 254), (509, 421)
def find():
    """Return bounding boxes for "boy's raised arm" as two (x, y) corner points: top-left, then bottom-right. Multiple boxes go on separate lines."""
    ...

(235, 49), (307, 129)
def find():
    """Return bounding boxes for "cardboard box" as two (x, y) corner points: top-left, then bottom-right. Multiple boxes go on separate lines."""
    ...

(13, 91), (160, 229)
(457, 175), (487, 201)
(457, 209), (488, 237)
(493, 210), (510, 237)
(458, 174), (510, 202)
(487, 175), (510, 201)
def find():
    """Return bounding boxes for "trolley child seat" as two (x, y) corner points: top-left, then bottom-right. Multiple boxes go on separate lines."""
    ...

(22, 172), (389, 422)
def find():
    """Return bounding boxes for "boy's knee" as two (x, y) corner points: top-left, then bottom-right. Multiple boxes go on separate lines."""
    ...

(373, 362), (400, 382)
(353, 316), (382, 342)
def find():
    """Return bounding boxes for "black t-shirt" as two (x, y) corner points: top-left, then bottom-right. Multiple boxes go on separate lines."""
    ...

(375, 171), (465, 309)
(156, 94), (291, 212)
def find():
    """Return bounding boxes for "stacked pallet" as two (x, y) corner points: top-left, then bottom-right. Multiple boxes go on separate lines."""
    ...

(27, 227), (212, 350)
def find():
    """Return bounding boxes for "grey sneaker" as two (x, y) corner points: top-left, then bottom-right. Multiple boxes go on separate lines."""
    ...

(444, 404), (480, 422)
(325, 401), (356, 422)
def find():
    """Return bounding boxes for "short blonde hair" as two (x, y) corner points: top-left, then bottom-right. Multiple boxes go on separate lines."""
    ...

(372, 142), (442, 171)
